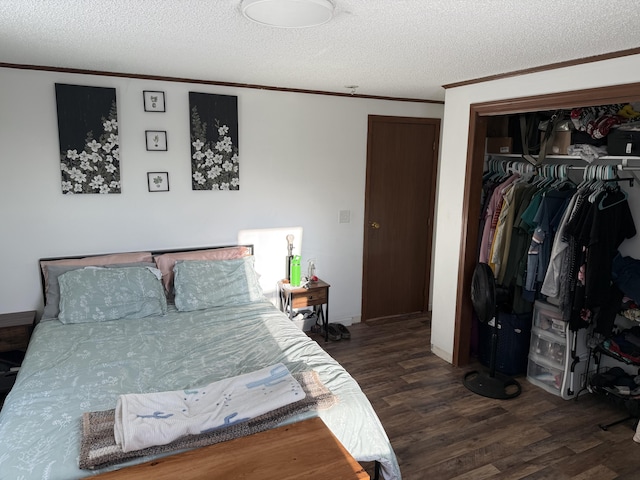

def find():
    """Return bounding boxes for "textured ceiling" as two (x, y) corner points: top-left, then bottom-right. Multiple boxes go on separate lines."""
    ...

(1, 0), (639, 101)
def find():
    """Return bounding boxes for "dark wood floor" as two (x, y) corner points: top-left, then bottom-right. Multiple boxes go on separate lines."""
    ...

(310, 318), (640, 480)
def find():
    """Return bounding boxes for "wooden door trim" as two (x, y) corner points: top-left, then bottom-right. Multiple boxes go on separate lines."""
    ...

(452, 81), (640, 366)
(362, 115), (441, 322)
(426, 120), (441, 313)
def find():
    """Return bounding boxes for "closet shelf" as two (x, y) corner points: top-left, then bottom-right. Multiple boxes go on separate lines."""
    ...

(595, 342), (640, 366)
(487, 154), (640, 162)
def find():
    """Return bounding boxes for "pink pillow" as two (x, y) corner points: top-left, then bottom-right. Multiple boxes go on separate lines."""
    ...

(154, 246), (252, 293)
(41, 251), (153, 287)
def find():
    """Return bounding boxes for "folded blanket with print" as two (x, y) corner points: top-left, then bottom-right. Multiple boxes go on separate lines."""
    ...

(81, 368), (337, 470)
(114, 363), (303, 452)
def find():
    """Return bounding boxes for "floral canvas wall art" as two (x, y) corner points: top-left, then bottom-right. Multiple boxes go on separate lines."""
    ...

(55, 84), (120, 194)
(188, 92), (239, 190)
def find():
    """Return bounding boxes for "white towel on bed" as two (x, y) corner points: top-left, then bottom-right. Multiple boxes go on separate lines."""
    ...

(114, 363), (305, 452)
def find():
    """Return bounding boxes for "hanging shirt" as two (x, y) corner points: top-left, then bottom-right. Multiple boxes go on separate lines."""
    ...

(560, 190), (593, 324)
(584, 188), (636, 308)
(479, 174), (518, 264)
(493, 181), (534, 285)
(489, 182), (517, 279)
(540, 190), (581, 298)
(502, 184), (538, 289)
(523, 188), (574, 300)
(477, 180), (499, 259)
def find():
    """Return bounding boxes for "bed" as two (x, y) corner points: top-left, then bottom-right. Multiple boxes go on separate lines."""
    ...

(0, 245), (401, 480)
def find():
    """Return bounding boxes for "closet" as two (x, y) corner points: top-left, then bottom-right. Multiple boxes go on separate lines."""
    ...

(472, 99), (640, 420)
(455, 82), (640, 368)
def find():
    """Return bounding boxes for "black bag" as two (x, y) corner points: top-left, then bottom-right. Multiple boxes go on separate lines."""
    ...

(571, 130), (607, 147)
(607, 127), (640, 156)
(510, 113), (543, 156)
(511, 111), (570, 164)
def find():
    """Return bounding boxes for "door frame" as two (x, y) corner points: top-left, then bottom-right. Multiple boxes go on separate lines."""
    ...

(452, 81), (640, 366)
(362, 115), (440, 322)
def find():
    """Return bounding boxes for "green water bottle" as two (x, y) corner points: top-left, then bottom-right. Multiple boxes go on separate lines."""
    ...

(290, 255), (301, 287)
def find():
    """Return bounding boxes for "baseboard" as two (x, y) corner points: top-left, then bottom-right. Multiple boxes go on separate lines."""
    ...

(431, 344), (453, 364)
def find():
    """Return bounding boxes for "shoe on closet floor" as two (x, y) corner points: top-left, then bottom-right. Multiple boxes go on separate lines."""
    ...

(334, 323), (351, 339)
(325, 324), (342, 341)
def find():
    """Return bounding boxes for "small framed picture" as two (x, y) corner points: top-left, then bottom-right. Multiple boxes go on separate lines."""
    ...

(143, 90), (165, 112)
(145, 130), (168, 151)
(148, 172), (169, 192)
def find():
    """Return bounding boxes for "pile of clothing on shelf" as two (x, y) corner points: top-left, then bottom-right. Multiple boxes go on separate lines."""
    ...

(599, 326), (640, 365)
(590, 366), (640, 398)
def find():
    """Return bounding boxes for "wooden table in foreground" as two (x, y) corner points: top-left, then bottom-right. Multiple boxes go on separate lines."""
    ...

(87, 416), (369, 480)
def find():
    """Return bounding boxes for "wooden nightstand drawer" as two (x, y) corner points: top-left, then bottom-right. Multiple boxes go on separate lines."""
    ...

(278, 280), (330, 341)
(0, 311), (36, 353)
(0, 326), (31, 352)
(292, 289), (328, 308)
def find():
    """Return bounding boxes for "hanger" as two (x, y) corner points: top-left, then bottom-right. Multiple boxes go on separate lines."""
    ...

(576, 164), (594, 190)
(533, 165), (548, 187)
(598, 182), (628, 210)
(521, 162), (536, 182)
(489, 158), (508, 181)
(598, 165), (630, 210)
(587, 165), (607, 203)
(538, 164), (557, 189)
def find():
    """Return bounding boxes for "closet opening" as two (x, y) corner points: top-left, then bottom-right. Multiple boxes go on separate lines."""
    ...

(453, 81), (640, 367)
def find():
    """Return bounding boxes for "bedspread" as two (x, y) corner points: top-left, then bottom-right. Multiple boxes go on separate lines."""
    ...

(0, 301), (400, 480)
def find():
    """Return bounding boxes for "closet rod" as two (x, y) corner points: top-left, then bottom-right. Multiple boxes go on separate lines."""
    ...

(603, 178), (635, 186)
(564, 165), (639, 187)
(565, 166), (640, 172)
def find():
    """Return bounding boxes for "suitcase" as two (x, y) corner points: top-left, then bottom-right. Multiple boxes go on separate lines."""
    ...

(478, 311), (532, 376)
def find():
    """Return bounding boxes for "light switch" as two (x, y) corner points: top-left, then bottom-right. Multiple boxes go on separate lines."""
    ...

(339, 210), (350, 223)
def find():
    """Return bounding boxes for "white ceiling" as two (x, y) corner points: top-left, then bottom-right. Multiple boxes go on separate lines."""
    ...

(1, 0), (639, 102)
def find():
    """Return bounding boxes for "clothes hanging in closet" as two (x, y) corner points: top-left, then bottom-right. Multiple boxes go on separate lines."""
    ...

(491, 179), (538, 284)
(479, 173), (518, 264)
(558, 185), (636, 330)
(479, 160), (637, 327)
(523, 187), (575, 302)
(479, 163), (557, 311)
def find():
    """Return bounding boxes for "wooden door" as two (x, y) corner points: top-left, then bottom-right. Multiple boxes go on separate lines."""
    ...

(362, 115), (439, 322)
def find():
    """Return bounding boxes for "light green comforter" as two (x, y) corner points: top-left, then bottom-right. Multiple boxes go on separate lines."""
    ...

(0, 301), (400, 479)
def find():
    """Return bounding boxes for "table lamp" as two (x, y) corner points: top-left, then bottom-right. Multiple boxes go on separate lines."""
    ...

(286, 234), (294, 280)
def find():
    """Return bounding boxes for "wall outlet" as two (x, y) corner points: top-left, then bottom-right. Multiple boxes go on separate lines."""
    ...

(339, 210), (350, 223)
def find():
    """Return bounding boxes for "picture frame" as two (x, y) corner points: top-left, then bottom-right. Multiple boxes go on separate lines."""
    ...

(145, 130), (168, 151)
(143, 90), (165, 112)
(147, 172), (169, 192)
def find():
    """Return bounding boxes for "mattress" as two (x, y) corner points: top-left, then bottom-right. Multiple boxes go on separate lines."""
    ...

(0, 301), (400, 480)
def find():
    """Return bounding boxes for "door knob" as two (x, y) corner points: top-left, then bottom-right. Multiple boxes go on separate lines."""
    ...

(370, 221), (380, 229)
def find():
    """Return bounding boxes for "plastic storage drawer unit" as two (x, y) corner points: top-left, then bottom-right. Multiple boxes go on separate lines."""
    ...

(533, 300), (566, 337)
(527, 300), (590, 399)
(527, 353), (564, 396)
(530, 327), (566, 366)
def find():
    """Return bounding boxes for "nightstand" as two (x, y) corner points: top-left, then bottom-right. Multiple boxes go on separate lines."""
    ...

(278, 280), (330, 341)
(0, 310), (36, 395)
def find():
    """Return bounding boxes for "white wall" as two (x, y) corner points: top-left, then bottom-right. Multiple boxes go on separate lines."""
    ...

(430, 54), (640, 363)
(0, 67), (443, 322)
